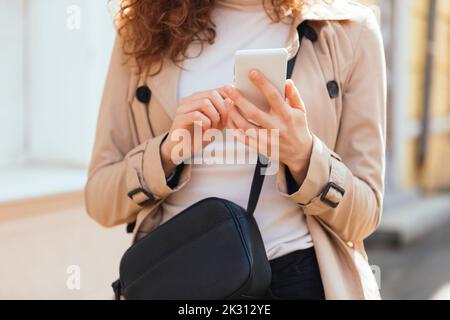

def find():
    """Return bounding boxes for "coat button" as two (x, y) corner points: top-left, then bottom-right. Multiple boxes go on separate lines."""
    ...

(327, 80), (340, 98)
(347, 241), (354, 248)
(136, 85), (152, 104)
(302, 24), (318, 42)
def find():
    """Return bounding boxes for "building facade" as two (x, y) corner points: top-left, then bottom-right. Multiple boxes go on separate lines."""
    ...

(361, 0), (450, 196)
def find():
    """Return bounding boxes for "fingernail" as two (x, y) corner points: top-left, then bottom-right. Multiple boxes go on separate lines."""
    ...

(224, 85), (233, 95)
(249, 69), (259, 79)
(225, 98), (233, 107)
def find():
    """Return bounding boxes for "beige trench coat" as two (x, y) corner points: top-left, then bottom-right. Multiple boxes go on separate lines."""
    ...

(85, 0), (386, 300)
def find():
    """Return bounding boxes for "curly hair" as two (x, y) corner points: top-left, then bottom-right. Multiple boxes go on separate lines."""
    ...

(115, 0), (306, 75)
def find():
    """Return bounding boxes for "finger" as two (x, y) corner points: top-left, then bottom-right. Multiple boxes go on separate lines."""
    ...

(229, 105), (260, 133)
(209, 90), (229, 128)
(198, 99), (220, 128)
(248, 69), (290, 116)
(227, 124), (253, 150)
(193, 88), (223, 97)
(285, 80), (301, 108)
(179, 111), (212, 130)
(223, 86), (275, 130)
(219, 86), (231, 99)
(238, 126), (274, 159)
(231, 128), (265, 159)
(181, 88), (222, 104)
(180, 90), (227, 127)
(178, 99), (221, 128)
(226, 122), (274, 161)
(192, 89), (226, 117)
(227, 111), (274, 158)
(286, 80), (305, 112)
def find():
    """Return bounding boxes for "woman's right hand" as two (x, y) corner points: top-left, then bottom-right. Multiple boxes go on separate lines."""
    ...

(160, 89), (232, 176)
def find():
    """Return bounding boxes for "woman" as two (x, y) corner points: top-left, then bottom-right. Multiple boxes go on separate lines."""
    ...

(86, 0), (386, 300)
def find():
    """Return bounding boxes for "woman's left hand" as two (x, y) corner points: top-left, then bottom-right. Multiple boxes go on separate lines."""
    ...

(222, 69), (313, 183)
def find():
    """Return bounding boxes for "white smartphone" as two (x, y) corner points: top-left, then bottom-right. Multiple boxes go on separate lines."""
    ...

(234, 48), (288, 113)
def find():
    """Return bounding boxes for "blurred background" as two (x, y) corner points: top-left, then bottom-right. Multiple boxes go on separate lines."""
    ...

(0, 0), (450, 299)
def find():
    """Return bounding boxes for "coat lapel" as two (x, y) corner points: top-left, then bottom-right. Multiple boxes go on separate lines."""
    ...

(145, 57), (182, 119)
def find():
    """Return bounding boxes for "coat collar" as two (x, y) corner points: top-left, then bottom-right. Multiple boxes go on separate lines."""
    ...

(146, 0), (358, 119)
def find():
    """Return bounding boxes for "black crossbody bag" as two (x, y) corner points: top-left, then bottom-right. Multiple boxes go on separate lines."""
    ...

(115, 158), (272, 300)
(112, 21), (313, 300)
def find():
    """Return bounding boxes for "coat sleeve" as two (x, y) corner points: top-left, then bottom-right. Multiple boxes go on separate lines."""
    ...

(84, 36), (190, 227)
(277, 10), (387, 243)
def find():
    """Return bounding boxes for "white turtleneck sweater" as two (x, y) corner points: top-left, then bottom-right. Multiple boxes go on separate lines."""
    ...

(162, 0), (313, 260)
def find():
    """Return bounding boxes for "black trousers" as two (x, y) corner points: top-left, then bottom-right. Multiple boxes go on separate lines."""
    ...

(265, 247), (325, 300)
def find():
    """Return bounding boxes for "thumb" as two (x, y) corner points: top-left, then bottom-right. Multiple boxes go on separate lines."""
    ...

(286, 80), (306, 112)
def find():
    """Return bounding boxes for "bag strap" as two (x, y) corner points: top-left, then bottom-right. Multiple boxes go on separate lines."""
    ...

(245, 21), (308, 216)
(246, 156), (269, 215)
(286, 21), (309, 80)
